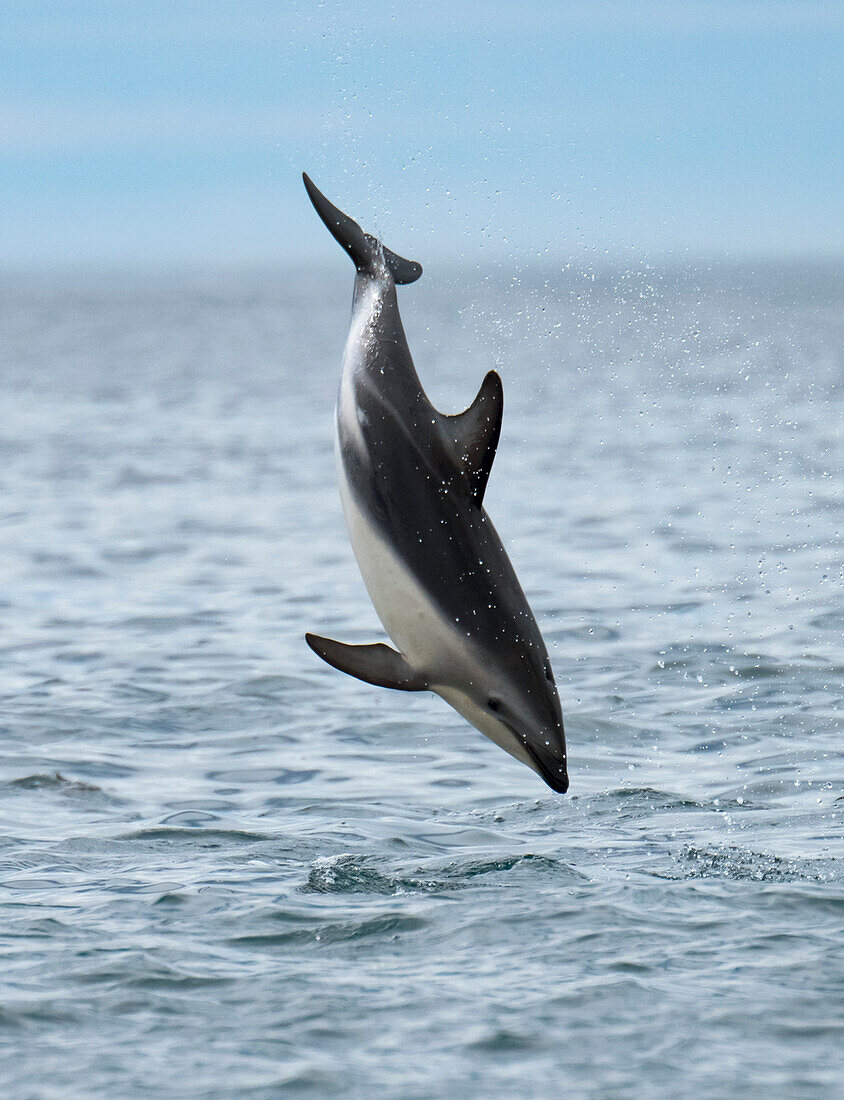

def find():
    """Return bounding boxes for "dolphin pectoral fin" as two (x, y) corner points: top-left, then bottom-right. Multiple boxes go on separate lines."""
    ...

(443, 370), (503, 505)
(305, 633), (427, 691)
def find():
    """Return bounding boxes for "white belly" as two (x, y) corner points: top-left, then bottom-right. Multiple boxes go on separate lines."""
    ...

(336, 448), (459, 679)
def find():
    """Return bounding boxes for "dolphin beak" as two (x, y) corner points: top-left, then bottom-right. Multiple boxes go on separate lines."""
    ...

(506, 722), (569, 794)
(534, 758), (569, 794)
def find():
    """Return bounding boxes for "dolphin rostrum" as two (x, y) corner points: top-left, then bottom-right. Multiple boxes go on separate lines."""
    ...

(303, 173), (568, 793)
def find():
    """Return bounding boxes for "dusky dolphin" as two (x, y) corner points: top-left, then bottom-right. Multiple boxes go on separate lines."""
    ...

(303, 173), (568, 793)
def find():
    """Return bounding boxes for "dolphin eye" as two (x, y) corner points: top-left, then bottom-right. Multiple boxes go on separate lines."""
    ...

(487, 698), (501, 712)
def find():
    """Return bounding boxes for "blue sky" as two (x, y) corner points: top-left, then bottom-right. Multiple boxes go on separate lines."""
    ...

(2, 0), (842, 268)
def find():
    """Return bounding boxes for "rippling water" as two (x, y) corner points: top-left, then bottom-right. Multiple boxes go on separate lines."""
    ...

(1, 263), (842, 1096)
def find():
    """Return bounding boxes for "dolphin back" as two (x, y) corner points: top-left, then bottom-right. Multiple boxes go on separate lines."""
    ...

(302, 173), (422, 285)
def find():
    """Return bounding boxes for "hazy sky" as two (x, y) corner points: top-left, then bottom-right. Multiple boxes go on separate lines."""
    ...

(2, 0), (842, 268)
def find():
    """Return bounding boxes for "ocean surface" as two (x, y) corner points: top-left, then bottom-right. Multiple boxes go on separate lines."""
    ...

(0, 261), (842, 1097)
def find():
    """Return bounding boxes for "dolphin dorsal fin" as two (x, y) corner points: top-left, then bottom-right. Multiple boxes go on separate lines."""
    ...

(443, 370), (503, 506)
(305, 634), (427, 691)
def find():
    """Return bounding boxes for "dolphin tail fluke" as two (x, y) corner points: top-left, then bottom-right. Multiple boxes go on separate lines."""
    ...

(305, 633), (428, 691)
(302, 173), (422, 284)
(381, 244), (423, 285)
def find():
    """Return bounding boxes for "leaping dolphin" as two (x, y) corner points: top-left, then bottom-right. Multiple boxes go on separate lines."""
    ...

(303, 173), (568, 793)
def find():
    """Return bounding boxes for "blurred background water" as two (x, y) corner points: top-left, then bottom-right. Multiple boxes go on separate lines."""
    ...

(0, 261), (841, 1096)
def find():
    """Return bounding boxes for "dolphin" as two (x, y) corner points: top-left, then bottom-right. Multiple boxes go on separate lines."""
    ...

(302, 173), (568, 793)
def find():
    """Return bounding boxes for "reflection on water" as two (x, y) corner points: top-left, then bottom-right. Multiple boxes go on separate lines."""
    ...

(0, 264), (841, 1096)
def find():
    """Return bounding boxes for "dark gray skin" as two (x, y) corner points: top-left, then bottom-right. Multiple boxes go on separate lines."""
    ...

(303, 174), (567, 793)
